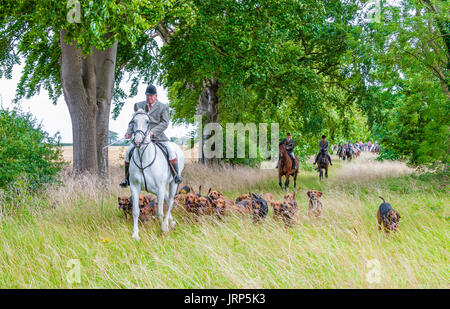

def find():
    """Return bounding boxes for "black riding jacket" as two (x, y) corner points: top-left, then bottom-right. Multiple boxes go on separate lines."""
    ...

(280, 138), (295, 152)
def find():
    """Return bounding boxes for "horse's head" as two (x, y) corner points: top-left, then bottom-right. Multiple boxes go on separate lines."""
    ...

(131, 104), (151, 148)
(279, 142), (287, 155)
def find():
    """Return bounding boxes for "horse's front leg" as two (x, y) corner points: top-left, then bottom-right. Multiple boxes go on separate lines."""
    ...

(284, 174), (290, 191)
(164, 182), (178, 230)
(325, 166), (328, 178)
(130, 186), (141, 241)
(278, 172), (282, 188)
(157, 187), (168, 233)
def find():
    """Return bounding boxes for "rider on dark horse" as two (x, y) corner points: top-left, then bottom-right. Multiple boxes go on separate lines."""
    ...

(313, 135), (333, 166)
(276, 133), (297, 171)
(119, 85), (183, 188)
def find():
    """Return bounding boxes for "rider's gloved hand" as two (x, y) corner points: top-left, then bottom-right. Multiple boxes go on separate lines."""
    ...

(125, 133), (131, 139)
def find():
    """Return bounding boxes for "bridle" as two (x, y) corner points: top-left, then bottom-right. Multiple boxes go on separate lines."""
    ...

(131, 111), (152, 147)
(279, 142), (288, 157)
(130, 111), (158, 191)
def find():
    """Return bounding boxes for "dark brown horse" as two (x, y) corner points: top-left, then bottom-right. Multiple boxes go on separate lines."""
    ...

(317, 148), (329, 180)
(278, 143), (299, 190)
(345, 146), (353, 161)
(338, 144), (346, 160)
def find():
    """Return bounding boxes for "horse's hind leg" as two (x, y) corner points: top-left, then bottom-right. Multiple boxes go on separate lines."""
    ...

(130, 186), (141, 241)
(293, 172), (297, 188)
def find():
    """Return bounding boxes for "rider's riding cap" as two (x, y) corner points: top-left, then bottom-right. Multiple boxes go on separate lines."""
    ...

(287, 133), (291, 136)
(322, 135), (326, 139)
(145, 85), (157, 95)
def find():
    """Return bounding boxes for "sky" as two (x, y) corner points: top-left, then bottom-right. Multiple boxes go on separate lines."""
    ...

(0, 39), (193, 143)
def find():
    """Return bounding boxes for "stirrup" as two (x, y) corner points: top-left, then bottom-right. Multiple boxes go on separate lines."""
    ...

(174, 175), (183, 184)
(119, 179), (129, 188)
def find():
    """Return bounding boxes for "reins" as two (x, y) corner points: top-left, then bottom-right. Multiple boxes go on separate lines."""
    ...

(131, 111), (158, 192)
(132, 142), (158, 192)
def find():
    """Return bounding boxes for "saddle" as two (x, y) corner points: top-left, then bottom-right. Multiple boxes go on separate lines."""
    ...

(128, 141), (173, 164)
(317, 151), (328, 164)
(318, 152), (326, 163)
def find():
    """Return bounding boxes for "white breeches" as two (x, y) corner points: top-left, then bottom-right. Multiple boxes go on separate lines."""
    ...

(125, 142), (176, 163)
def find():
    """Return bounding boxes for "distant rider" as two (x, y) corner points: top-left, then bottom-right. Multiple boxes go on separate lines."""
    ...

(313, 135), (332, 166)
(276, 133), (297, 170)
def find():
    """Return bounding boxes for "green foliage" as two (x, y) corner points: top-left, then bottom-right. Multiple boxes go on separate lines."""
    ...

(161, 0), (363, 163)
(349, 0), (449, 165)
(375, 80), (449, 164)
(0, 176), (53, 217)
(1, 0), (448, 168)
(0, 0), (186, 107)
(0, 108), (65, 189)
(220, 126), (263, 167)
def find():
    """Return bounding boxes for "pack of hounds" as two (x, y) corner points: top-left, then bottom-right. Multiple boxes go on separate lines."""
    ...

(118, 187), (400, 232)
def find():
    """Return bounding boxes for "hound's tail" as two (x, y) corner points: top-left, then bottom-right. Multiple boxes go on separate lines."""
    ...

(378, 196), (386, 203)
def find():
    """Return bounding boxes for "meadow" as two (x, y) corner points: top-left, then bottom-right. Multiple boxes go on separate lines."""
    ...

(0, 153), (448, 288)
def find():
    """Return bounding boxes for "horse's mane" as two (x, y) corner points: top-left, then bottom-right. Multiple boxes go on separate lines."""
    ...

(279, 142), (288, 154)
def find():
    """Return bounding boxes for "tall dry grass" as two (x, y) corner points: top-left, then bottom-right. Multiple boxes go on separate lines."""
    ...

(334, 152), (415, 182)
(0, 157), (448, 288)
(46, 162), (274, 208)
(182, 163), (274, 192)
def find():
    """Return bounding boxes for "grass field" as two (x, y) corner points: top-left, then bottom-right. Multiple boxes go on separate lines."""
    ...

(0, 153), (448, 288)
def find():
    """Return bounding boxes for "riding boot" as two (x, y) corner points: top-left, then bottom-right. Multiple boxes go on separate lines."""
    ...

(169, 159), (183, 184)
(119, 162), (130, 188)
(289, 153), (297, 175)
(328, 154), (333, 165)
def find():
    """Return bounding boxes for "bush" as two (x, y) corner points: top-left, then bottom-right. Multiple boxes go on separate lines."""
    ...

(0, 107), (65, 190)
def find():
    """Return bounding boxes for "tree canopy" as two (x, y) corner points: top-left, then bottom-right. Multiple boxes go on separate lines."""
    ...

(1, 0), (448, 168)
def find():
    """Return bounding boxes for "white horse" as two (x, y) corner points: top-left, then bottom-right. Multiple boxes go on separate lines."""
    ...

(128, 107), (185, 240)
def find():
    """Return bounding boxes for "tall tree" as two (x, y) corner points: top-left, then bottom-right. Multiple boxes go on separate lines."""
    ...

(345, 0), (449, 164)
(0, 0), (175, 175)
(159, 0), (360, 162)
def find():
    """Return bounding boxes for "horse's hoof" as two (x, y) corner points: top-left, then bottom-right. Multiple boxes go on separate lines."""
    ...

(132, 233), (141, 241)
(161, 223), (169, 233)
(169, 220), (177, 229)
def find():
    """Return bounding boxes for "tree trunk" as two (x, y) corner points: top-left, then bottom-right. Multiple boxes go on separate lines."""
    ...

(60, 30), (118, 175)
(197, 77), (220, 165)
(94, 41), (118, 177)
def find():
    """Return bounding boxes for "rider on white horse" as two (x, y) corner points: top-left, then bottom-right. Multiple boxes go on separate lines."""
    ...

(120, 85), (183, 187)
